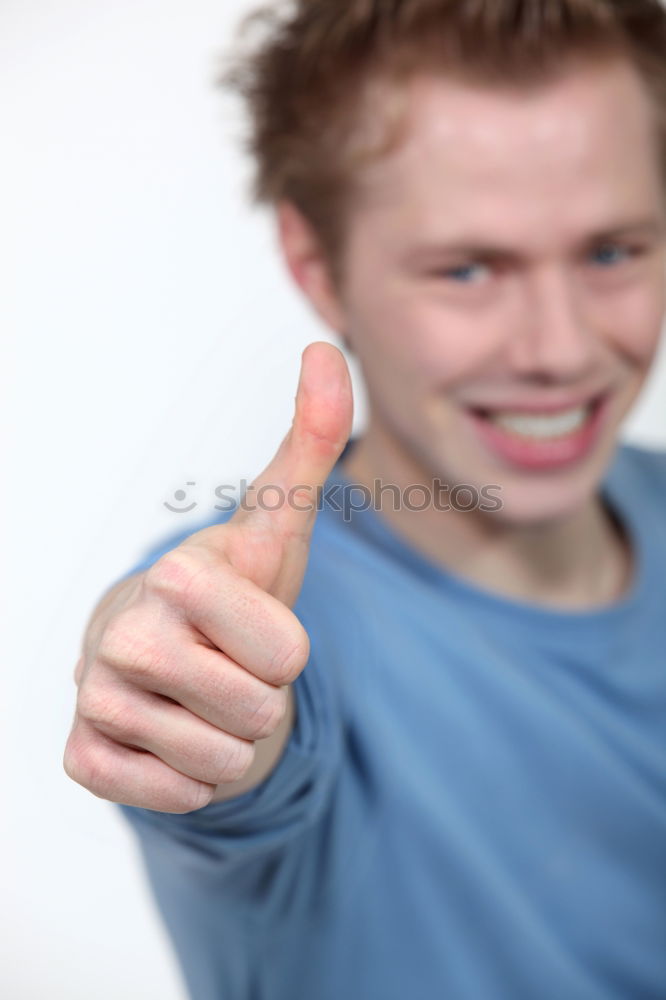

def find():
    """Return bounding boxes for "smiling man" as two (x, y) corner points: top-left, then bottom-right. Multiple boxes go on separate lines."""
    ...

(308, 55), (666, 608)
(65, 3), (666, 999)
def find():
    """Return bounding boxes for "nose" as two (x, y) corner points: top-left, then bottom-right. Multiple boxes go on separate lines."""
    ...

(506, 266), (600, 381)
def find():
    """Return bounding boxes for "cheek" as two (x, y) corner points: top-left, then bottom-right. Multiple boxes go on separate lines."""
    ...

(601, 283), (666, 368)
(417, 322), (500, 384)
(352, 291), (497, 387)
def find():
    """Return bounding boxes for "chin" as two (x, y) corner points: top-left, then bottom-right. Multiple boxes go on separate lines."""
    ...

(478, 460), (612, 529)
(487, 493), (593, 529)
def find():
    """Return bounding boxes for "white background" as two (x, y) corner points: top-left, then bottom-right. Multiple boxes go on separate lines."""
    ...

(3, 2), (665, 998)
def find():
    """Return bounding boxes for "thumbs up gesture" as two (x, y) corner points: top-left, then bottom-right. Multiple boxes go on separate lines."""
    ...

(212, 340), (353, 608)
(64, 342), (354, 813)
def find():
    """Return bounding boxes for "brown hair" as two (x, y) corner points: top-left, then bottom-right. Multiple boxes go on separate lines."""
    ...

(217, 0), (666, 292)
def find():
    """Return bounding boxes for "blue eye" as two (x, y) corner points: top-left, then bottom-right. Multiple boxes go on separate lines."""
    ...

(441, 263), (489, 283)
(591, 243), (632, 267)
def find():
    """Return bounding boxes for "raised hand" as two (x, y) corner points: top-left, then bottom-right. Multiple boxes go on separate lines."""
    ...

(64, 342), (353, 813)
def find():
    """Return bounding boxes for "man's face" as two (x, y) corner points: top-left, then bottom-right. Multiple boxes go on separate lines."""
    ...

(338, 58), (666, 524)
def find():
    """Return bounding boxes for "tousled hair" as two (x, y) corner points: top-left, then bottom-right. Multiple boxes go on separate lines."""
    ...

(218, 0), (666, 291)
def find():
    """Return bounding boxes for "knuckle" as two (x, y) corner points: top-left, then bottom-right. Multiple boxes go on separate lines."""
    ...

(124, 642), (169, 685)
(77, 685), (141, 743)
(145, 549), (211, 609)
(95, 617), (127, 667)
(98, 620), (173, 686)
(244, 687), (288, 740)
(270, 627), (310, 685)
(64, 736), (110, 798)
(77, 748), (108, 797)
(62, 733), (83, 784)
(96, 615), (139, 667)
(76, 684), (115, 726)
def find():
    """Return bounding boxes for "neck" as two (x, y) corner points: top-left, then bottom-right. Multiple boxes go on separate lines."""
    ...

(341, 426), (632, 611)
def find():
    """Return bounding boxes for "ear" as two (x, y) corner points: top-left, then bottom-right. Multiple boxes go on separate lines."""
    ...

(275, 200), (347, 336)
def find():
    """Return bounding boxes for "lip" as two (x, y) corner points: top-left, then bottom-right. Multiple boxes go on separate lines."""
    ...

(465, 390), (613, 470)
(469, 390), (608, 416)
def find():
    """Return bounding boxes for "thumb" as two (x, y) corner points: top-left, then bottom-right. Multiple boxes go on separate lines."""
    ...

(227, 341), (353, 602)
(245, 340), (353, 531)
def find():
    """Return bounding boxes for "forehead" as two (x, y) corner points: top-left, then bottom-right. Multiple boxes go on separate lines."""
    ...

(350, 58), (663, 239)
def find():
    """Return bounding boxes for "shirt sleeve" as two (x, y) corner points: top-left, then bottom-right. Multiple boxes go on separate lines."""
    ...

(111, 516), (344, 871)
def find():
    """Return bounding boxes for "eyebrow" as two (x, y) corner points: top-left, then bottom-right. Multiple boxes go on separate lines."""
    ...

(404, 216), (666, 265)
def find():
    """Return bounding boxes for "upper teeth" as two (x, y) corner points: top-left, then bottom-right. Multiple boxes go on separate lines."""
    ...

(489, 405), (590, 439)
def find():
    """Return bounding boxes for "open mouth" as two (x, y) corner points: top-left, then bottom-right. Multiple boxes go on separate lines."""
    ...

(465, 391), (612, 470)
(469, 393), (607, 442)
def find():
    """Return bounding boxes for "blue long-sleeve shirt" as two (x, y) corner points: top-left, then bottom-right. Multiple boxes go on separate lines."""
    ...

(115, 439), (666, 1000)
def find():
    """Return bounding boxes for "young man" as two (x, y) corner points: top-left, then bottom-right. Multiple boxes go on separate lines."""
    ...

(64, 2), (666, 998)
